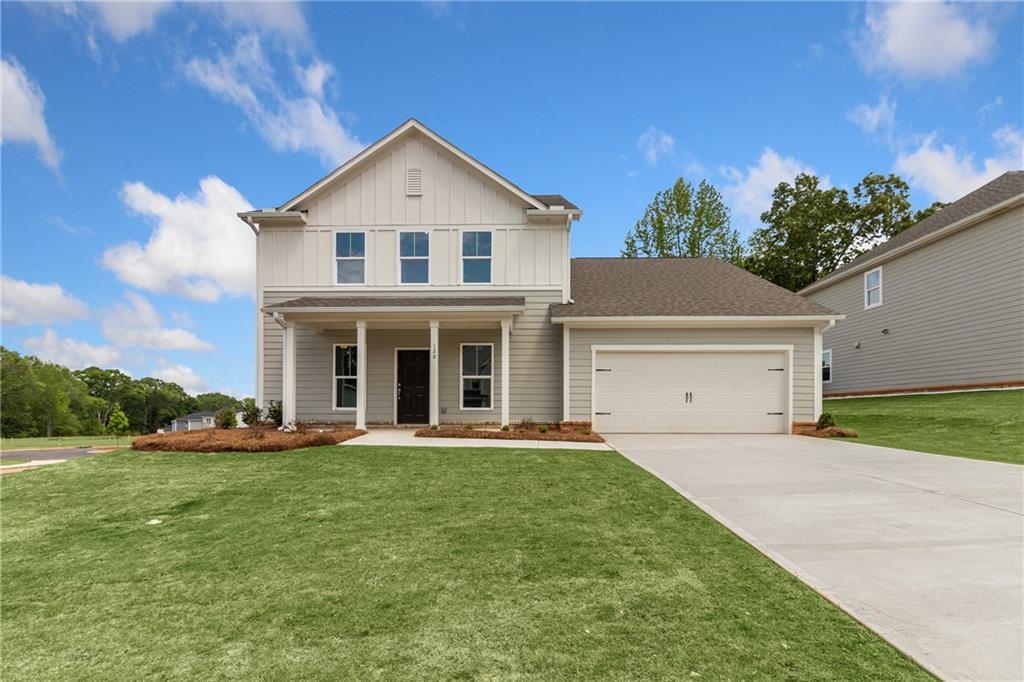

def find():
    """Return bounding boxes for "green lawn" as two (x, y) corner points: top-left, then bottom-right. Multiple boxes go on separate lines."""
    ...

(824, 389), (1023, 465)
(0, 435), (131, 451)
(1, 446), (928, 681)
(0, 458), (30, 466)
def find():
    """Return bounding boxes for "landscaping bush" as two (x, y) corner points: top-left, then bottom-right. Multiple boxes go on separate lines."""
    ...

(516, 417), (535, 431)
(415, 426), (603, 443)
(215, 408), (237, 429)
(266, 401), (283, 427)
(240, 398), (262, 427)
(816, 412), (836, 429)
(132, 426), (364, 452)
(500, 425), (510, 432)
(537, 423), (549, 434)
(464, 423), (474, 431)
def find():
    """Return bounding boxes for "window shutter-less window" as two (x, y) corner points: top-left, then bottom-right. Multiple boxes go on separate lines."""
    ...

(406, 167), (423, 196)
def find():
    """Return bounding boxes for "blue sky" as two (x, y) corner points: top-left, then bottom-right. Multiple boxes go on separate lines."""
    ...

(1, 1), (1021, 397)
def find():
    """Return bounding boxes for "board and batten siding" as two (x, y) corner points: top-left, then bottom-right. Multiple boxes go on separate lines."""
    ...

(259, 225), (566, 288)
(567, 327), (817, 423)
(806, 205), (1024, 394)
(262, 291), (563, 423)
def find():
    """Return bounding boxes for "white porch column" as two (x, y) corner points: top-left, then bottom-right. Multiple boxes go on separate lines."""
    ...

(562, 325), (570, 423)
(282, 323), (297, 429)
(356, 321), (367, 429)
(813, 325), (823, 420)
(429, 320), (440, 426)
(501, 319), (511, 427)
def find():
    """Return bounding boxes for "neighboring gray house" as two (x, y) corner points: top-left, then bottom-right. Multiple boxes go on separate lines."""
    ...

(166, 411), (217, 432)
(801, 171), (1024, 396)
(239, 119), (840, 433)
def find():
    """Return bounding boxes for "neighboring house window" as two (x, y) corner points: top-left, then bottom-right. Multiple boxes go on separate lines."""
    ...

(461, 344), (493, 410)
(462, 231), (492, 284)
(334, 344), (358, 410)
(336, 232), (366, 284)
(864, 266), (883, 309)
(822, 349), (832, 384)
(400, 231), (429, 284)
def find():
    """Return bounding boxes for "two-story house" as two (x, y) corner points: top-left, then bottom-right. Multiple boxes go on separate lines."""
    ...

(239, 119), (840, 433)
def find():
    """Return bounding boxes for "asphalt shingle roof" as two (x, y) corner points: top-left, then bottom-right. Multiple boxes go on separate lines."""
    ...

(551, 258), (837, 318)
(531, 194), (580, 211)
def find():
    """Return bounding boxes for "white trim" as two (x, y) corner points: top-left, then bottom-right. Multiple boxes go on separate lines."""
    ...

(263, 284), (564, 293)
(429, 321), (440, 425)
(279, 119), (548, 212)
(393, 346), (430, 425)
(822, 348), (833, 386)
(459, 342), (495, 411)
(256, 235), (264, 408)
(863, 266), (883, 309)
(355, 321), (367, 429)
(332, 342), (358, 412)
(562, 325), (571, 422)
(814, 328), (823, 419)
(398, 230), (431, 285)
(500, 319), (510, 427)
(589, 344), (795, 434)
(333, 229), (368, 286)
(282, 324), (296, 427)
(798, 192), (1024, 295)
(554, 315), (842, 328)
(459, 229), (493, 285)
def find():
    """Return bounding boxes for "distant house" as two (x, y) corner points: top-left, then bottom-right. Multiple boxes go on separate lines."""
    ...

(166, 411), (218, 432)
(800, 171), (1024, 396)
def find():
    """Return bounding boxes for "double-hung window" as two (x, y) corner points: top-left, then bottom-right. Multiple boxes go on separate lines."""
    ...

(462, 231), (492, 283)
(460, 344), (493, 410)
(334, 344), (358, 410)
(336, 232), (366, 284)
(400, 231), (429, 284)
(822, 349), (832, 384)
(864, 266), (883, 309)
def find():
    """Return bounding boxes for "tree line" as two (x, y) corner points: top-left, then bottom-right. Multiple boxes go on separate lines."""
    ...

(0, 347), (248, 438)
(622, 172), (944, 291)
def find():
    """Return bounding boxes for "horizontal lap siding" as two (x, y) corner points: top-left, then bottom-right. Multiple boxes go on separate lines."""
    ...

(568, 327), (816, 423)
(807, 207), (1024, 393)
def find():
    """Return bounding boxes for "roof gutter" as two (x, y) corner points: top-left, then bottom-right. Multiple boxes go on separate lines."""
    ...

(799, 193), (1024, 295)
(237, 210), (307, 235)
(551, 314), (845, 328)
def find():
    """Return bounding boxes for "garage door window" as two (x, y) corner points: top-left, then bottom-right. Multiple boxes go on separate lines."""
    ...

(461, 344), (493, 409)
(822, 349), (832, 384)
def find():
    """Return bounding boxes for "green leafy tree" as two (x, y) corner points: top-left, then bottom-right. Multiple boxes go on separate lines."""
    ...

(1, 348), (42, 437)
(745, 172), (943, 291)
(107, 404), (130, 436)
(214, 408), (237, 429)
(75, 367), (137, 426)
(239, 398), (262, 427)
(623, 178), (744, 264)
(195, 392), (243, 413)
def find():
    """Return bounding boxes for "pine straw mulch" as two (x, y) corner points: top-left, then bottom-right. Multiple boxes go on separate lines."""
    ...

(414, 425), (604, 443)
(132, 426), (366, 453)
(793, 424), (859, 439)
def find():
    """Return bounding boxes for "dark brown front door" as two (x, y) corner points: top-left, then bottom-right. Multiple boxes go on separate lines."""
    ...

(396, 350), (429, 424)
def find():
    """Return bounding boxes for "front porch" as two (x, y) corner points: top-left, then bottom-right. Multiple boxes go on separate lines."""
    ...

(263, 297), (525, 429)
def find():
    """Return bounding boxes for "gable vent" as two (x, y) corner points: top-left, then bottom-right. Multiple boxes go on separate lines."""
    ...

(406, 167), (423, 196)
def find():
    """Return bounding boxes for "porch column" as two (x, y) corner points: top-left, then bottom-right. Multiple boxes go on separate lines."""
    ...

(356, 320), (367, 430)
(282, 322), (297, 429)
(501, 319), (510, 427)
(429, 320), (439, 425)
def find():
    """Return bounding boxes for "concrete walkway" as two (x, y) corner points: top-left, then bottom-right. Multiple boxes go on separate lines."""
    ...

(607, 434), (1023, 682)
(344, 428), (611, 450)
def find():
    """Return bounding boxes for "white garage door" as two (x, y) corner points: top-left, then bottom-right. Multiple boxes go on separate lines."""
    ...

(593, 349), (789, 433)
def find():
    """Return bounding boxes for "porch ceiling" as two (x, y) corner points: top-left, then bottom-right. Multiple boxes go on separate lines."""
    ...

(263, 295), (525, 328)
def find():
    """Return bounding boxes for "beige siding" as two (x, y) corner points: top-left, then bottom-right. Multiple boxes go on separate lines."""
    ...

(262, 291), (563, 424)
(567, 327), (817, 423)
(807, 205), (1024, 394)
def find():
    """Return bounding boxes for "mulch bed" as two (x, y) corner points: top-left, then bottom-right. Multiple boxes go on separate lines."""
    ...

(132, 427), (366, 453)
(414, 426), (604, 443)
(794, 424), (858, 439)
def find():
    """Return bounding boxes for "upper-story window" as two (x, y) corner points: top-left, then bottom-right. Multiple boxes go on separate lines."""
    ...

(864, 266), (883, 309)
(462, 231), (492, 284)
(336, 232), (366, 285)
(400, 231), (429, 284)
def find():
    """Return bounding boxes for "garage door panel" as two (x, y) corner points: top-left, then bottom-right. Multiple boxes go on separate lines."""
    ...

(594, 350), (787, 434)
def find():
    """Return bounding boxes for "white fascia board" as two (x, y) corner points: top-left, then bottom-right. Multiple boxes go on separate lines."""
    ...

(236, 210), (307, 234)
(799, 193), (1024, 295)
(551, 315), (844, 328)
(262, 305), (525, 315)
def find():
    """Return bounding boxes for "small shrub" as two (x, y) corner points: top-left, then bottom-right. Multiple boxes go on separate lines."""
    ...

(429, 423), (439, 430)
(214, 408), (237, 429)
(516, 416), (535, 431)
(266, 400), (283, 427)
(501, 425), (510, 432)
(816, 412), (836, 429)
(582, 428), (591, 435)
(537, 423), (549, 434)
(464, 423), (474, 431)
(240, 398), (262, 426)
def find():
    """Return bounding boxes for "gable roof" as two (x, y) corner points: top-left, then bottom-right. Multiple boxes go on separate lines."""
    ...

(531, 194), (579, 211)
(278, 118), (549, 212)
(551, 258), (838, 319)
(801, 171), (1024, 294)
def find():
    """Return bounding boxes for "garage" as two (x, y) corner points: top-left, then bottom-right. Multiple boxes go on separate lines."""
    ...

(592, 346), (791, 434)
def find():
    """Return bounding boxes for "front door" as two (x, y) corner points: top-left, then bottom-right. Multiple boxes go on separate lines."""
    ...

(396, 350), (430, 424)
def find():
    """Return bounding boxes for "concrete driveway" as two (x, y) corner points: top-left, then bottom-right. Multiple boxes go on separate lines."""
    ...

(607, 434), (1023, 682)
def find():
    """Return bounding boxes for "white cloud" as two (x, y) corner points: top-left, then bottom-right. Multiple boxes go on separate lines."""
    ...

(1, 57), (63, 170)
(92, 1), (173, 41)
(101, 176), (255, 302)
(212, 2), (309, 43)
(1, 276), (88, 326)
(895, 126), (1024, 201)
(848, 94), (896, 138)
(24, 330), (120, 370)
(977, 95), (1003, 121)
(184, 34), (362, 167)
(100, 292), (216, 351)
(637, 126), (675, 166)
(856, 3), (993, 79)
(722, 148), (822, 225)
(150, 358), (208, 394)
